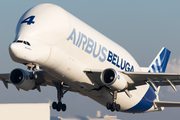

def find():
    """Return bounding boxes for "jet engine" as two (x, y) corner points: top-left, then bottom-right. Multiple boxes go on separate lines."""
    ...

(100, 68), (128, 91)
(10, 68), (36, 91)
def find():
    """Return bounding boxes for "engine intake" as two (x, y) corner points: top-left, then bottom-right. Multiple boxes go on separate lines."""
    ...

(10, 68), (35, 91)
(101, 68), (128, 91)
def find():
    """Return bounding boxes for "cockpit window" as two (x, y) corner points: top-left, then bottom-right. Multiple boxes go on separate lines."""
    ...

(16, 40), (23, 43)
(16, 40), (31, 46)
(27, 42), (31, 46)
(23, 41), (27, 44)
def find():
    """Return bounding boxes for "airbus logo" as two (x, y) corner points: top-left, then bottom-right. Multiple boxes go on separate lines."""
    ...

(67, 28), (134, 72)
(67, 28), (107, 62)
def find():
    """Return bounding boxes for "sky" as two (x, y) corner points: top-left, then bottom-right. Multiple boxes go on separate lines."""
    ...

(1, 0), (180, 120)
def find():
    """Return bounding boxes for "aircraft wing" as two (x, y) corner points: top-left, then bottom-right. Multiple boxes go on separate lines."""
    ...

(0, 73), (9, 88)
(84, 69), (180, 91)
(123, 72), (180, 91)
(0, 71), (76, 92)
(123, 72), (180, 86)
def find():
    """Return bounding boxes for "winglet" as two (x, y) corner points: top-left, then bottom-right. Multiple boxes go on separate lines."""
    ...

(148, 47), (171, 73)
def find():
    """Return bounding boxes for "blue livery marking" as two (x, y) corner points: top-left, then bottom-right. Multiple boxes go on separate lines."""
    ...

(148, 47), (171, 91)
(149, 48), (171, 73)
(107, 50), (134, 72)
(127, 48), (171, 113)
(67, 28), (107, 62)
(124, 86), (156, 113)
(21, 16), (35, 25)
(67, 28), (134, 71)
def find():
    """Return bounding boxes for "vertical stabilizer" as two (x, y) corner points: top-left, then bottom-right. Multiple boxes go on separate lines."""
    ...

(148, 47), (171, 73)
(148, 47), (171, 94)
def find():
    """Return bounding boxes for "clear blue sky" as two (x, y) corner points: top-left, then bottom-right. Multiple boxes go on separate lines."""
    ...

(1, 0), (180, 120)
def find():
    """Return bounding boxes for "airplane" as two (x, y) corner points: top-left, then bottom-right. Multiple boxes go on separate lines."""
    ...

(2, 3), (180, 113)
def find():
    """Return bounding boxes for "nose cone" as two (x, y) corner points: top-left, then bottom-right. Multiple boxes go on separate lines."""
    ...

(9, 43), (35, 63)
(9, 43), (22, 62)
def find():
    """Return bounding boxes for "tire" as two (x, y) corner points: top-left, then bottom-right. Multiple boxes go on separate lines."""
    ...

(111, 108), (115, 112)
(62, 104), (66, 112)
(52, 102), (57, 109)
(112, 102), (116, 110)
(56, 107), (61, 111)
(106, 102), (111, 110)
(116, 104), (120, 111)
(56, 102), (62, 112)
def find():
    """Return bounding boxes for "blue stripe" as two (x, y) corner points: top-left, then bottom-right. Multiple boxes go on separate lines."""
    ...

(151, 65), (156, 72)
(159, 48), (171, 73)
(150, 48), (171, 73)
(124, 86), (156, 113)
(155, 59), (160, 72)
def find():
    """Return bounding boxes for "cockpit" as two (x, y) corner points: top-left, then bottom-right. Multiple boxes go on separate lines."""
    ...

(14, 40), (31, 46)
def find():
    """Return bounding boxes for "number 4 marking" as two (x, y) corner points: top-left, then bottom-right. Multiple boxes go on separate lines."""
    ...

(21, 16), (35, 25)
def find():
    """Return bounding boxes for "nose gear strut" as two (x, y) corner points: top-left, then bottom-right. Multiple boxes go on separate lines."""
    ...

(27, 63), (39, 80)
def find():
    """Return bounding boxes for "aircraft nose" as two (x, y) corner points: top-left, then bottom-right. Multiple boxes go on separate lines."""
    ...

(9, 43), (16, 55)
(9, 42), (36, 63)
(9, 43), (21, 61)
(8, 42), (27, 62)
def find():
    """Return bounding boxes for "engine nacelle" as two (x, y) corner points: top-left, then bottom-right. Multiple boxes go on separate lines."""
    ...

(10, 68), (35, 91)
(100, 68), (128, 91)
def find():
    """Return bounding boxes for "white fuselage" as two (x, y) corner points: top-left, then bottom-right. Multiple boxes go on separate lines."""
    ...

(9, 3), (158, 113)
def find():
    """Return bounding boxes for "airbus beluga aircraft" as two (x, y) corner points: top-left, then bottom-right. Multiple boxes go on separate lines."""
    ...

(3, 3), (180, 113)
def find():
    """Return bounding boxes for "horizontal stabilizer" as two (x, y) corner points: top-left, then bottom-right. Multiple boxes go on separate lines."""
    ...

(155, 101), (180, 107)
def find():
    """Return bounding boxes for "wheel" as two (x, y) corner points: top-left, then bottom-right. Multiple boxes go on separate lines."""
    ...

(111, 107), (115, 112)
(56, 107), (61, 111)
(56, 102), (62, 112)
(112, 102), (116, 110)
(52, 102), (57, 109)
(106, 102), (111, 110)
(62, 104), (66, 112)
(116, 104), (120, 111)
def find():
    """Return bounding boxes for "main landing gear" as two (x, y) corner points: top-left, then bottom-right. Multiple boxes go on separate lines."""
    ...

(106, 91), (121, 112)
(52, 82), (67, 112)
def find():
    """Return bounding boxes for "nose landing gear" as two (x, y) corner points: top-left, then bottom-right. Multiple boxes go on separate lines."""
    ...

(27, 63), (39, 80)
(52, 82), (68, 112)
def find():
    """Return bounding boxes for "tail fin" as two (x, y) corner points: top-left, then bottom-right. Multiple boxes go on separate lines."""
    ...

(148, 47), (171, 73)
(148, 47), (171, 94)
